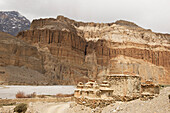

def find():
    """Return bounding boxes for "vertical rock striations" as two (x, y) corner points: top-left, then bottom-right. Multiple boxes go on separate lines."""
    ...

(16, 16), (170, 85)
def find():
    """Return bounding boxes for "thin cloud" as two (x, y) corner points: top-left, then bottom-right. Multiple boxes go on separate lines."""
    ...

(0, 0), (169, 33)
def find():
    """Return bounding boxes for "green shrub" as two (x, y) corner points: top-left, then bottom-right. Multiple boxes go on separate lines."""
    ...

(14, 103), (27, 113)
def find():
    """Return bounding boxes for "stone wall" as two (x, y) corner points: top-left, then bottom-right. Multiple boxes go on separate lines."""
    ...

(74, 97), (115, 108)
(141, 84), (160, 95)
(106, 75), (141, 100)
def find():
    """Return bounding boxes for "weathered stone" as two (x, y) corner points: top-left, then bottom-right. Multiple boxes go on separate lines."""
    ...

(0, 31), (44, 73)
(1, 15), (169, 85)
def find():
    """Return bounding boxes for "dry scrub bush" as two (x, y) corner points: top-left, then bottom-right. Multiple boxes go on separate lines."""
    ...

(37, 95), (45, 98)
(14, 103), (27, 113)
(56, 93), (74, 97)
(26, 92), (36, 98)
(16, 91), (36, 98)
(16, 91), (26, 98)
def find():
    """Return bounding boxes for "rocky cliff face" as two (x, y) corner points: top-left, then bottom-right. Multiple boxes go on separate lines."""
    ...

(0, 31), (49, 85)
(0, 11), (30, 36)
(0, 31), (43, 72)
(15, 16), (170, 85)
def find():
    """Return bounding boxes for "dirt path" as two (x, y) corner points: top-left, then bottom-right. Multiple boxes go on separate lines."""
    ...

(42, 102), (70, 113)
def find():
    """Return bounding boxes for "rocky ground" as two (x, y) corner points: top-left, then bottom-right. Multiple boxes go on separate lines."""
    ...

(26, 102), (70, 113)
(0, 102), (69, 113)
(0, 87), (169, 113)
(66, 87), (170, 113)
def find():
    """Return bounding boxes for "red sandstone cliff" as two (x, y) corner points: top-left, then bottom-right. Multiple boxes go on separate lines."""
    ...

(6, 15), (169, 85)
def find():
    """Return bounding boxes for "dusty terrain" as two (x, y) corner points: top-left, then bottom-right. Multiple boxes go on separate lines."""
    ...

(0, 85), (75, 99)
(0, 87), (169, 113)
(66, 87), (170, 113)
(27, 102), (70, 113)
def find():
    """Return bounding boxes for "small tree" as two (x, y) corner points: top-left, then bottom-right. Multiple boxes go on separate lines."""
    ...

(14, 103), (27, 113)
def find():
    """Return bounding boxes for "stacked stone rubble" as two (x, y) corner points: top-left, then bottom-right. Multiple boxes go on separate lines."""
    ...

(74, 74), (160, 108)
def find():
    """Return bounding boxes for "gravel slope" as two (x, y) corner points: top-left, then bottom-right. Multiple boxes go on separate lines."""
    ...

(66, 87), (170, 113)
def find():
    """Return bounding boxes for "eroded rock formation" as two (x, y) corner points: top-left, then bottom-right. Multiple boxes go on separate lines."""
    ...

(7, 15), (170, 85)
(0, 31), (48, 85)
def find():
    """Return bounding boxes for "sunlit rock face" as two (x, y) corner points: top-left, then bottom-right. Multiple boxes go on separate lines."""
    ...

(15, 15), (170, 85)
(0, 31), (48, 85)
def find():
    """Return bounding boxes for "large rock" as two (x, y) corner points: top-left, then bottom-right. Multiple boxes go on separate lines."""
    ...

(14, 15), (170, 85)
(0, 31), (48, 85)
(0, 31), (43, 72)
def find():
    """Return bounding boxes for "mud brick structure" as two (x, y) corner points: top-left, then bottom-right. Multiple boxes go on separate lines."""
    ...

(106, 74), (141, 101)
(74, 74), (143, 108)
(141, 80), (160, 100)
